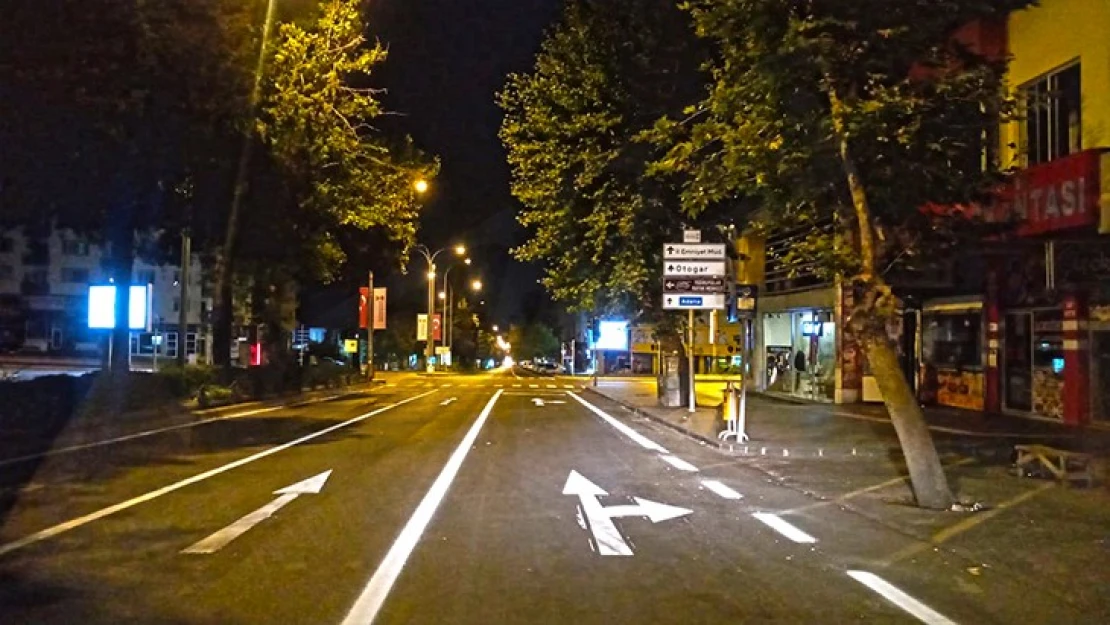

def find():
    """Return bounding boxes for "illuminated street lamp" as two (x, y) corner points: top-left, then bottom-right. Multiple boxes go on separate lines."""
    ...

(414, 243), (466, 371)
(471, 279), (483, 292)
(414, 178), (429, 194)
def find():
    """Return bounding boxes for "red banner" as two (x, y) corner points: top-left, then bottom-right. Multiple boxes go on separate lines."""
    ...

(432, 314), (442, 341)
(358, 287), (369, 329)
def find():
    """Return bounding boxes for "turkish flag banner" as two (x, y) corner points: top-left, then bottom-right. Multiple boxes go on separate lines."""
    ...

(358, 287), (369, 329)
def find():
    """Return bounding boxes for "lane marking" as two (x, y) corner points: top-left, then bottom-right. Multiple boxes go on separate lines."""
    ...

(847, 571), (957, 625)
(701, 480), (742, 500)
(341, 390), (504, 625)
(752, 512), (816, 544)
(886, 481), (1054, 565)
(661, 455), (699, 472)
(513, 384), (522, 388)
(545, 384), (556, 389)
(442, 383), (453, 388)
(567, 392), (668, 453)
(528, 384), (539, 389)
(0, 390), (437, 559)
(562, 385), (574, 389)
(439, 397), (458, 406)
(0, 392), (360, 469)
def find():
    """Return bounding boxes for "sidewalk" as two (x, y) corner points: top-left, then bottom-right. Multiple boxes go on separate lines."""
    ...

(584, 379), (1110, 460)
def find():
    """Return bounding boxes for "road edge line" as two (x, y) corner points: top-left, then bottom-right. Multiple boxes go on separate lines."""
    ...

(567, 392), (669, 454)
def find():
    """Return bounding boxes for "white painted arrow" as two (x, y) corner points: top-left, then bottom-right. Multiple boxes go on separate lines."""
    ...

(532, 398), (566, 407)
(563, 470), (692, 556)
(182, 470), (332, 555)
(532, 398), (545, 407)
(440, 397), (458, 406)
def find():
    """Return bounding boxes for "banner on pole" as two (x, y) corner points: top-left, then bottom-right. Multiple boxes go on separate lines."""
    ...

(417, 314), (428, 341)
(358, 287), (369, 329)
(373, 288), (387, 330)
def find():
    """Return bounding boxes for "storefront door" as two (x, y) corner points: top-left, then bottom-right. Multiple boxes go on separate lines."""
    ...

(1003, 312), (1033, 412)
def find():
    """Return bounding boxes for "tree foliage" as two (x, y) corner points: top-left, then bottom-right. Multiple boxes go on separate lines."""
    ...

(652, 0), (1032, 509)
(508, 322), (561, 361)
(498, 0), (710, 317)
(257, 0), (437, 275)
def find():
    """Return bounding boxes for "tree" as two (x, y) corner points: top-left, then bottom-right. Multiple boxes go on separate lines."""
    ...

(498, 0), (711, 318)
(211, 0), (437, 367)
(507, 323), (561, 362)
(0, 0), (262, 369)
(653, 0), (1030, 509)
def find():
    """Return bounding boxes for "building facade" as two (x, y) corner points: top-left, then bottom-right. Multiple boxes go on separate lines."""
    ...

(742, 1), (1110, 424)
(0, 226), (211, 364)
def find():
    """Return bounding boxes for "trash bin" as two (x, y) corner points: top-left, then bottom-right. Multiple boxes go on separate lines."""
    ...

(658, 354), (682, 407)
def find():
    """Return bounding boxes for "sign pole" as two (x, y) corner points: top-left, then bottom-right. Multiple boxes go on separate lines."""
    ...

(688, 309), (696, 413)
(367, 270), (375, 381)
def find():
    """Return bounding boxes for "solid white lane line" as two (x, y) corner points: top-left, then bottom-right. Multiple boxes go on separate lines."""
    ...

(341, 390), (504, 625)
(847, 571), (957, 625)
(0, 391), (437, 559)
(0, 393), (351, 469)
(701, 480), (742, 500)
(752, 512), (817, 544)
(661, 455), (699, 472)
(567, 392), (668, 453)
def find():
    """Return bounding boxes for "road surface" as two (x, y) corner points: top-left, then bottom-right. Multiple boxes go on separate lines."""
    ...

(0, 367), (1058, 624)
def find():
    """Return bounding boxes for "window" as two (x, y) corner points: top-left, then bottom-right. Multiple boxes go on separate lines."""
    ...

(166, 332), (178, 358)
(172, 298), (180, 313)
(186, 332), (198, 355)
(922, 311), (982, 369)
(1020, 63), (1081, 166)
(0, 264), (12, 280)
(62, 239), (90, 256)
(60, 267), (90, 284)
(24, 269), (48, 285)
(0, 237), (13, 253)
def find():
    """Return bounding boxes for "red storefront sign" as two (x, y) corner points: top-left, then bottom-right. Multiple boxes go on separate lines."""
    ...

(981, 149), (1102, 236)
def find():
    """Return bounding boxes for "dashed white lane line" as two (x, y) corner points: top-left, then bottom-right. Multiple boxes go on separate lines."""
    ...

(660, 455), (699, 472)
(0, 390), (439, 559)
(752, 512), (817, 544)
(701, 480), (742, 500)
(529, 384), (539, 389)
(442, 383), (453, 387)
(545, 384), (556, 389)
(341, 390), (504, 625)
(563, 384), (574, 389)
(567, 392), (668, 453)
(513, 384), (522, 388)
(847, 571), (957, 625)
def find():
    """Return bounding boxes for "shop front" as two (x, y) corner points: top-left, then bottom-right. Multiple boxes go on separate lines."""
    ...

(918, 299), (986, 411)
(760, 308), (837, 402)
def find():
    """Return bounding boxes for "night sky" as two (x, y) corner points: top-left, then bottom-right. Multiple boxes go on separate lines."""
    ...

(365, 0), (562, 327)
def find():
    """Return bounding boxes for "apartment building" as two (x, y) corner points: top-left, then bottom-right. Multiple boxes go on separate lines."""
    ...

(0, 226), (211, 363)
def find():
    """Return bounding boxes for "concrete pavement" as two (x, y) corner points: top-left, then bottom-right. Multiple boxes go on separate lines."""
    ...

(0, 367), (1105, 623)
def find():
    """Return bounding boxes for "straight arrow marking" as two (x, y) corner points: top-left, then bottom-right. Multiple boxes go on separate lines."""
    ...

(439, 397), (458, 406)
(183, 470), (332, 555)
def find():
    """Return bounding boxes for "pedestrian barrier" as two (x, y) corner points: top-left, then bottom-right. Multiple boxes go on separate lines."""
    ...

(1013, 444), (1094, 486)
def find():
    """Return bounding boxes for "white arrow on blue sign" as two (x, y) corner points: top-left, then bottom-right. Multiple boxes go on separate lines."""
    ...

(663, 293), (726, 310)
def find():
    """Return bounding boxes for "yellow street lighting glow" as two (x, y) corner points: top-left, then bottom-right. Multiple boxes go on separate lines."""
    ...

(438, 291), (446, 299)
(471, 280), (483, 291)
(454, 244), (466, 256)
(414, 179), (429, 194)
(426, 271), (436, 281)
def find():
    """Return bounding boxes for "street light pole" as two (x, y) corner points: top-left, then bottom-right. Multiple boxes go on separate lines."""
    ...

(426, 262), (436, 372)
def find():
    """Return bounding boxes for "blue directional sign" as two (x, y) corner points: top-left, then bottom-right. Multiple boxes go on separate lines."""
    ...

(679, 296), (703, 306)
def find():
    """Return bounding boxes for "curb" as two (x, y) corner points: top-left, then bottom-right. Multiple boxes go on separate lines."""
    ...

(582, 387), (727, 449)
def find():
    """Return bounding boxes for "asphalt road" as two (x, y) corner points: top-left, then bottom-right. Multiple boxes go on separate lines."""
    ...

(0, 367), (1053, 624)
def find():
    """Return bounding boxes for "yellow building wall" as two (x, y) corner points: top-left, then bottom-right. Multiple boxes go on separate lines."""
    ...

(1002, 0), (1110, 164)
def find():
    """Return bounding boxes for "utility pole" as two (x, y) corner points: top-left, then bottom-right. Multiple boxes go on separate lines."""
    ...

(367, 270), (375, 380)
(177, 230), (191, 366)
(425, 263), (436, 372)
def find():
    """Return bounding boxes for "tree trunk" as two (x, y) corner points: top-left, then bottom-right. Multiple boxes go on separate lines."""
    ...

(107, 231), (135, 373)
(827, 81), (954, 510)
(862, 318), (953, 509)
(211, 249), (233, 370)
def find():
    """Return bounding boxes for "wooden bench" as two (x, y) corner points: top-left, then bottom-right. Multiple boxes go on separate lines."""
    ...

(1013, 444), (1094, 487)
